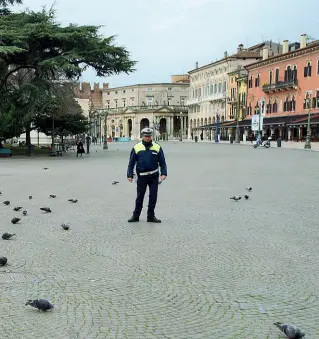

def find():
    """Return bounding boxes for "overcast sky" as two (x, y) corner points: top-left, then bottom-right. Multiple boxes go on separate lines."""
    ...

(14, 0), (319, 88)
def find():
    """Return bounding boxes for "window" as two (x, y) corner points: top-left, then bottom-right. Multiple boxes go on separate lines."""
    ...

(115, 100), (118, 108)
(123, 99), (126, 107)
(218, 83), (222, 92)
(242, 92), (246, 106)
(123, 90), (126, 93)
(148, 88), (152, 91)
(284, 66), (292, 82)
(312, 91), (319, 108)
(106, 101), (110, 109)
(272, 98), (278, 113)
(214, 84), (217, 93)
(115, 91), (118, 94)
(248, 75), (253, 88)
(317, 59), (319, 75)
(107, 92), (110, 95)
(255, 74), (260, 87)
(269, 70), (273, 84)
(304, 61), (312, 77)
(266, 99), (272, 113)
(275, 69), (279, 83)
(223, 82), (226, 92)
(168, 87), (172, 90)
(292, 96), (296, 111)
(147, 98), (152, 106)
(303, 93), (311, 109)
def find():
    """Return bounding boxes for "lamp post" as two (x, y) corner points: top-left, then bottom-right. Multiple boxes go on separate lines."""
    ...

(215, 113), (219, 143)
(235, 80), (240, 143)
(179, 112), (183, 141)
(103, 111), (108, 150)
(304, 98), (311, 149)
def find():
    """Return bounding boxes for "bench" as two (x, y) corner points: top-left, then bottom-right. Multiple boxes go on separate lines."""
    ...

(0, 148), (12, 158)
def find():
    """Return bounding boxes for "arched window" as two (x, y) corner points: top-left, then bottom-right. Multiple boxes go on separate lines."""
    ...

(247, 103), (252, 115)
(255, 73), (260, 87)
(272, 98), (278, 113)
(291, 96), (296, 111)
(292, 65), (297, 81)
(304, 61), (312, 77)
(304, 93), (311, 109)
(248, 75), (253, 88)
(267, 98), (272, 114)
(269, 70), (273, 84)
(275, 68), (279, 83)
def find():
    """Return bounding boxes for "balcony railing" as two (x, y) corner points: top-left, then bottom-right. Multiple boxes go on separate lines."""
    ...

(186, 97), (200, 106)
(101, 105), (188, 114)
(262, 79), (298, 92)
(202, 92), (227, 103)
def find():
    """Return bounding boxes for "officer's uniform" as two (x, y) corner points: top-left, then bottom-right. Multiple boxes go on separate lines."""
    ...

(127, 128), (167, 223)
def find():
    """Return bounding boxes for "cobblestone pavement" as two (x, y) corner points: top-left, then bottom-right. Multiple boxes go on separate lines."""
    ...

(0, 142), (319, 339)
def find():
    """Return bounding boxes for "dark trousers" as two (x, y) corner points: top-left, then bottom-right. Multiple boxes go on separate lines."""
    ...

(133, 174), (159, 217)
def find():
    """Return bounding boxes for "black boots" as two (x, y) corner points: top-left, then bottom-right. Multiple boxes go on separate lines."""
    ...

(147, 216), (161, 223)
(128, 216), (139, 222)
(128, 216), (161, 223)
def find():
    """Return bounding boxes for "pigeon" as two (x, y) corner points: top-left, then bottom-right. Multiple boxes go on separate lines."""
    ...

(0, 257), (8, 266)
(246, 187), (252, 192)
(244, 195), (249, 200)
(230, 196), (242, 201)
(49, 194), (56, 198)
(2, 233), (15, 240)
(40, 207), (51, 213)
(3, 201), (10, 205)
(11, 217), (21, 224)
(0, 191), (2, 195)
(22, 210), (27, 216)
(13, 206), (23, 211)
(61, 223), (70, 230)
(43, 168), (49, 170)
(274, 322), (305, 339)
(112, 181), (119, 185)
(29, 196), (32, 199)
(25, 299), (54, 311)
(68, 199), (78, 203)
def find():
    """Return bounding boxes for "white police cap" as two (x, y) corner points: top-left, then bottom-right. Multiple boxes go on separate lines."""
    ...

(141, 127), (153, 136)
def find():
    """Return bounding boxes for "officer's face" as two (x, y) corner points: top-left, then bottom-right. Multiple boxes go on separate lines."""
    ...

(143, 135), (152, 142)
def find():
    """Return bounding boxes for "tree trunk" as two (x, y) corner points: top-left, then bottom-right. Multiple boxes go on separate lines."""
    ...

(25, 125), (32, 156)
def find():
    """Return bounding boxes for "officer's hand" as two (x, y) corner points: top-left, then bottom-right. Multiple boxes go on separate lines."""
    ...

(160, 175), (167, 181)
(128, 177), (133, 183)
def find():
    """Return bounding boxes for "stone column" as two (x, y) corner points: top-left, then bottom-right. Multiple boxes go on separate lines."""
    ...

(171, 117), (174, 137)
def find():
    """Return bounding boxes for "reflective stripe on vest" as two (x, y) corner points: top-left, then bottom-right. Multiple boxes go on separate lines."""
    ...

(134, 142), (161, 154)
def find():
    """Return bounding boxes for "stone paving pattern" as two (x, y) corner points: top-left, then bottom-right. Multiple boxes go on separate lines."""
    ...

(0, 142), (319, 339)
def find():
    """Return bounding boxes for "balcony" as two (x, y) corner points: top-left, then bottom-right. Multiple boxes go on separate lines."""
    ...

(227, 97), (237, 104)
(202, 92), (227, 103)
(186, 97), (200, 106)
(262, 79), (298, 93)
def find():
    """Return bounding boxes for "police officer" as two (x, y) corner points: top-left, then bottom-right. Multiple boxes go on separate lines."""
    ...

(127, 127), (167, 223)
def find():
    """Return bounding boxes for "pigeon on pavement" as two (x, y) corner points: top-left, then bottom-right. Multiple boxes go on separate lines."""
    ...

(274, 322), (305, 339)
(25, 299), (54, 311)
(230, 196), (242, 201)
(0, 257), (8, 266)
(40, 207), (51, 213)
(3, 201), (10, 205)
(244, 195), (249, 199)
(68, 199), (78, 203)
(61, 223), (70, 230)
(13, 207), (23, 211)
(11, 217), (21, 224)
(43, 168), (49, 170)
(2, 233), (15, 240)
(49, 194), (56, 198)
(112, 181), (119, 185)
(22, 210), (27, 216)
(29, 196), (32, 199)
(246, 186), (252, 191)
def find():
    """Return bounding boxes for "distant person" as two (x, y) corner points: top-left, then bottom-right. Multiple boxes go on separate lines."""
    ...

(76, 140), (85, 157)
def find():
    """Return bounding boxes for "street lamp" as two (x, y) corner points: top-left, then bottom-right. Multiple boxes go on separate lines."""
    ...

(103, 111), (108, 150)
(215, 113), (219, 143)
(235, 80), (240, 143)
(179, 112), (183, 141)
(304, 98), (311, 149)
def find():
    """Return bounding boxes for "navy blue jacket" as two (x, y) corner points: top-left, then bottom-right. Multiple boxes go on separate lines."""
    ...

(127, 140), (167, 178)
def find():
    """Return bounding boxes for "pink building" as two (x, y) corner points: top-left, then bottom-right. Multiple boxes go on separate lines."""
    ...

(245, 34), (319, 141)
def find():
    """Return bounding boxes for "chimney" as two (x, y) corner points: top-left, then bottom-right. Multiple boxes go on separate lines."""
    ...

(237, 44), (243, 53)
(195, 61), (198, 69)
(282, 40), (289, 54)
(103, 83), (109, 89)
(300, 33), (307, 49)
(262, 47), (269, 60)
(224, 51), (228, 58)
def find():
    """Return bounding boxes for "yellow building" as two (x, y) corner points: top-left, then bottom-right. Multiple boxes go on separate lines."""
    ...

(237, 74), (247, 120)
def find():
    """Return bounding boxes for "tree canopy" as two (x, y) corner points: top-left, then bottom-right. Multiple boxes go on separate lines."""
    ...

(0, 4), (136, 142)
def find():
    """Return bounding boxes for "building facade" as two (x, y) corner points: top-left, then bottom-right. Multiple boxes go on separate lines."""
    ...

(98, 75), (189, 140)
(245, 34), (319, 141)
(186, 42), (283, 140)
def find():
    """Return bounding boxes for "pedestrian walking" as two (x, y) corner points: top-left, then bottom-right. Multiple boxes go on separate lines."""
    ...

(127, 127), (167, 223)
(76, 140), (85, 157)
